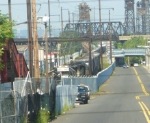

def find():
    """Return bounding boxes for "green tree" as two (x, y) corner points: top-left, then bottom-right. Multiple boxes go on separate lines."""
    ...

(0, 11), (14, 70)
(123, 37), (146, 48)
(59, 31), (82, 56)
(114, 37), (146, 49)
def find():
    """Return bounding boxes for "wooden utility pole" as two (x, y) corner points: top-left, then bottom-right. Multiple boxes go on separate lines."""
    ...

(109, 10), (112, 64)
(47, 0), (51, 93)
(94, 6), (95, 22)
(32, 0), (40, 79)
(8, 0), (12, 21)
(48, 0), (52, 72)
(68, 10), (70, 27)
(72, 13), (74, 29)
(61, 7), (63, 32)
(98, 0), (103, 70)
(89, 12), (92, 75)
(44, 22), (49, 93)
(26, 0), (33, 77)
(89, 39), (92, 75)
(8, 0), (14, 90)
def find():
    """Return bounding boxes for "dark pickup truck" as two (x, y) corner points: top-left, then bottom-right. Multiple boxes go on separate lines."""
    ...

(76, 85), (89, 104)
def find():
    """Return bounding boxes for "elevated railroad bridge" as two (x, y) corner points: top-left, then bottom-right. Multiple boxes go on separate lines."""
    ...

(14, 21), (150, 45)
(14, 21), (126, 45)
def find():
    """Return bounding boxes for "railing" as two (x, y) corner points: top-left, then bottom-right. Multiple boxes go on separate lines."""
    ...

(8, 40), (19, 77)
(8, 40), (29, 78)
(0, 40), (29, 83)
(18, 54), (29, 77)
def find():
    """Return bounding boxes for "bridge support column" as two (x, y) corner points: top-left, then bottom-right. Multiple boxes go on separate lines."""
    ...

(145, 49), (150, 68)
(128, 57), (130, 66)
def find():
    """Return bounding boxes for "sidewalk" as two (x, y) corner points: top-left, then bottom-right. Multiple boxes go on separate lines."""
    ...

(143, 65), (150, 73)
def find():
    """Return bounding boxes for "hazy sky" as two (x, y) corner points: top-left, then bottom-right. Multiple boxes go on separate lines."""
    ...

(0, 0), (132, 31)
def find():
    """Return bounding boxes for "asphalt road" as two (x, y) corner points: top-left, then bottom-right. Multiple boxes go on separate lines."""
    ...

(52, 66), (150, 123)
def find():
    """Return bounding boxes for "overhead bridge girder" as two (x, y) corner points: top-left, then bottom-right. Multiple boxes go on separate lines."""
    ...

(64, 22), (126, 41)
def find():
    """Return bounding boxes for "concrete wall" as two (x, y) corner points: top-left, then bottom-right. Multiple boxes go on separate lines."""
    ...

(55, 85), (78, 114)
(54, 62), (116, 116)
(0, 61), (115, 122)
(62, 62), (116, 94)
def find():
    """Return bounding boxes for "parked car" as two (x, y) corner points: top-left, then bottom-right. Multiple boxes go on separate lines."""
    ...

(76, 84), (90, 104)
(85, 85), (91, 100)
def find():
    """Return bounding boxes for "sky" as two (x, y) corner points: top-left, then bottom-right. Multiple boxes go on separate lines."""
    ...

(0, 0), (134, 31)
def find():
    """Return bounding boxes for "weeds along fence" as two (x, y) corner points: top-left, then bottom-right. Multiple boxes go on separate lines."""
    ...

(13, 77), (57, 123)
(55, 85), (78, 115)
(0, 76), (78, 123)
(0, 76), (57, 123)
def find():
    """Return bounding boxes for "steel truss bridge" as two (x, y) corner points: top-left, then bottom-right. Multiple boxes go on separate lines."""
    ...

(14, 21), (126, 45)
(64, 22), (126, 40)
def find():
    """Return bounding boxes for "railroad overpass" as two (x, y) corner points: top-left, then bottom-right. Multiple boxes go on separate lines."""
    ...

(14, 21), (125, 45)
(108, 48), (146, 66)
(119, 35), (150, 41)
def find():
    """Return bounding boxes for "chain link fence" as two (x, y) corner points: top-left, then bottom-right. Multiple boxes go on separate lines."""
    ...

(0, 75), (57, 123)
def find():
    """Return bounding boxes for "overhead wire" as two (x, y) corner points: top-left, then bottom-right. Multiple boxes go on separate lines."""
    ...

(0, 0), (126, 6)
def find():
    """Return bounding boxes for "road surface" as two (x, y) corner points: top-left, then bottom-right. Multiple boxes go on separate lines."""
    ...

(52, 66), (150, 123)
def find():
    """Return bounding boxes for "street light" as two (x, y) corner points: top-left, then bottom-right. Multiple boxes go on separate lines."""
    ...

(37, 15), (49, 93)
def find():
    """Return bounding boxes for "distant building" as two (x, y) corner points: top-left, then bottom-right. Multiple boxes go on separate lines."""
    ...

(78, 2), (90, 22)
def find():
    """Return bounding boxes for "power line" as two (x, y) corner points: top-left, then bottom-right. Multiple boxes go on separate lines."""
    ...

(0, 0), (126, 6)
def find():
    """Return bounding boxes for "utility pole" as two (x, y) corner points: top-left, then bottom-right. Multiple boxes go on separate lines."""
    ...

(26, 0), (33, 77)
(8, 0), (14, 90)
(89, 37), (92, 75)
(94, 7), (95, 22)
(109, 10), (112, 64)
(44, 22), (49, 93)
(60, 7), (65, 63)
(98, 0), (103, 70)
(61, 8), (70, 64)
(61, 7), (63, 32)
(8, 0), (12, 21)
(48, 0), (52, 72)
(72, 13), (75, 29)
(89, 9), (92, 75)
(68, 10), (70, 27)
(32, 0), (40, 80)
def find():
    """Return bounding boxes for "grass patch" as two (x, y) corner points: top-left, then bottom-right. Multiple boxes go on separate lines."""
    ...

(35, 105), (50, 123)
(103, 56), (110, 69)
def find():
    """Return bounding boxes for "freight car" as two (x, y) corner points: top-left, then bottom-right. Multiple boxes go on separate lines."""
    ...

(68, 45), (106, 76)
(70, 52), (100, 76)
